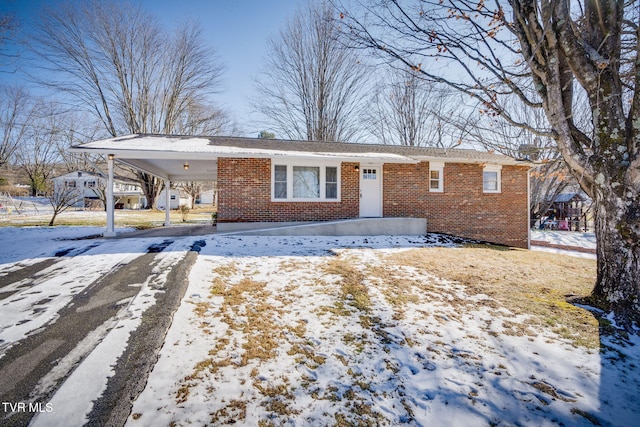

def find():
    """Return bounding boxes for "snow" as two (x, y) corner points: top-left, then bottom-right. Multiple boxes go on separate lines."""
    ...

(76, 135), (414, 162)
(531, 230), (597, 259)
(30, 239), (194, 427)
(1, 227), (638, 426)
(531, 229), (596, 250)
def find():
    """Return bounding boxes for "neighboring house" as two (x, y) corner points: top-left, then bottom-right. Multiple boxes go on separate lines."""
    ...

(113, 180), (146, 210)
(52, 171), (103, 208)
(71, 134), (532, 247)
(157, 188), (193, 210)
(52, 171), (146, 209)
(196, 188), (216, 205)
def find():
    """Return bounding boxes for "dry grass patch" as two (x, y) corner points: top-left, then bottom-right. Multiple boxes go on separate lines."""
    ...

(323, 258), (371, 313)
(178, 274), (287, 403)
(287, 343), (326, 367)
(0, 207), (215, 227)
(385, 246), (599, 348)
(255, 381), (300, 417)
(212, 262), (238, 279)
(210, 399), (247, 424)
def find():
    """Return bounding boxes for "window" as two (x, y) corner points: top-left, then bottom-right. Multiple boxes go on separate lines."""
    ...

(293, 166), (320, 198)
(274, 165), (287, 199)
(85, 181), (96, 188)
(362, 168), (377, 180)
(326, 167), (338, 199)
(65, 180), (76, 188)
(272, 162), (340, 201)
(429, 162), (444, 192)
(483, 165), (502, 193)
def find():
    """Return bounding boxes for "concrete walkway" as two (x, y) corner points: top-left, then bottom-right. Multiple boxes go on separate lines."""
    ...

(114, 224), (217, 239)
(114, 218), (427, 239)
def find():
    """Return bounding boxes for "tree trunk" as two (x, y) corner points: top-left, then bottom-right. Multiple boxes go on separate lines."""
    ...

(591, 190), (640, 325)
(138, 172), (161, 209)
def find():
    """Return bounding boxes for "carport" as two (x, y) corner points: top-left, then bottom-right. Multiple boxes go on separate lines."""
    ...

(70, 135), (219, 237)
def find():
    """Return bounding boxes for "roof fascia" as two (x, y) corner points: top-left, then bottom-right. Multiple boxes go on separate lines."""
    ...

(68, 147), (220, 161)
(411, 155), (532, 167)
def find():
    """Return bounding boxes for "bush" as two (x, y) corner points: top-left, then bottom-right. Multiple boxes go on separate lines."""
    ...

(180, 205), (189, 222)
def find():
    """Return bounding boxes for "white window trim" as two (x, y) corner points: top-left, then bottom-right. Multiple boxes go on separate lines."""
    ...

(271, 160), (341, 202)
(483, 164), (502, 193)
(429, 161), (444, 193)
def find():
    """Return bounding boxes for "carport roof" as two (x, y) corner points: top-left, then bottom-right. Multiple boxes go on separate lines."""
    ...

(70, 133), (530, 181)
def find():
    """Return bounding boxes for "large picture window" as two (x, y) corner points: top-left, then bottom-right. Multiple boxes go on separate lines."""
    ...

(272, 162), (340, 201)
(293, 166), (320, 198)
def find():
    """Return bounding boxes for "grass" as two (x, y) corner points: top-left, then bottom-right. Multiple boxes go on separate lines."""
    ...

(323, 258), (371, 313)
(383, 245), (598, 348)
(0, 206), (215, 228)
(177, 240), (600, 425)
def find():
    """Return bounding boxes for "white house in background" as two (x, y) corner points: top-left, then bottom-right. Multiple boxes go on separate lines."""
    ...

(51, 170), (146, 209)
(157, 188), (192, 209)
(113, 180), (146, 209)
(196, 188), (216, 205)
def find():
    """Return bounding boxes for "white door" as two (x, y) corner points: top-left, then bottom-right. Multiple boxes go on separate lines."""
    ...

(359, 166), (382, 217)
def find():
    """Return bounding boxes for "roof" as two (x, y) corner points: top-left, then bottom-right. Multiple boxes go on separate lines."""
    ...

(51, 169), (138, 184)
(72, 134), (529, 165)
(51, 170), (103, 180)
(70, 134), (531, 181)
(553, 193), (586, 203)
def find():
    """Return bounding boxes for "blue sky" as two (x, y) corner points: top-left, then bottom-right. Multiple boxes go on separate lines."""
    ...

(1, 0), (307, 136)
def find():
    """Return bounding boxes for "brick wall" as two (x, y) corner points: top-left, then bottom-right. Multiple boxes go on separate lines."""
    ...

(218, 158), (529, 248)
(217, 158), (359, 223)
(383, 163), (530, 248)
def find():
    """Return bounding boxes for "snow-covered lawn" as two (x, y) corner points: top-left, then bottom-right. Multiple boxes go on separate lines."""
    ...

(1, 227), (638, 426)
(129, 234), (636, 427)
(530, 230), (596, 260)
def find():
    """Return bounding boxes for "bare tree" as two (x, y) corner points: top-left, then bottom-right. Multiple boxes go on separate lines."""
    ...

(14, 102), (64, 196)
(339, 1), (640, 327)
(0, 11), (18, 68)
(459, 98), (580, 225)
(254, 1), (368, 142)
(0, 86), (35, 172)
(365, 69), (475, 147)
(46, 182), (80, 226)
(53, 113), (105, 174)
(29, 0), (228, 208)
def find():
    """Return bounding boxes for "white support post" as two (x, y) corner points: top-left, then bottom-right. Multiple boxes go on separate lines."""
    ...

(104, 155), (116, 237)
(164, 179), (171, 227)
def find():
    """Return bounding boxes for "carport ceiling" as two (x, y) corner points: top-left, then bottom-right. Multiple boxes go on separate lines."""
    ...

(118, 158), (217, 181)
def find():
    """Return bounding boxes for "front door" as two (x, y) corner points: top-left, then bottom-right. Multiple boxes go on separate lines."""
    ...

(359, 166), (382, 217)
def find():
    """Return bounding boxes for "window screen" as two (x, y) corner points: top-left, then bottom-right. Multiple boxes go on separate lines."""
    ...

(274, 165), (287, 199)
(326, 167), (338, 199)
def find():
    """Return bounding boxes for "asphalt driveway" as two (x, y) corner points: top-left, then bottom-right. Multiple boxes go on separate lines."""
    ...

(0, 236), (203, 426)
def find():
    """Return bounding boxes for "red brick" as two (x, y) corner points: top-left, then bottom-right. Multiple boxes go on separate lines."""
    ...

(218, 158), (529, 248)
